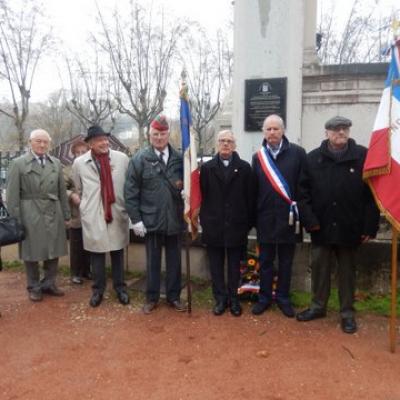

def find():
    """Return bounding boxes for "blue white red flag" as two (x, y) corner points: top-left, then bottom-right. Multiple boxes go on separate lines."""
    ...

(363, 37), (400, 230)
(257, 147), (299, 227)
(180, 84), (201, 239)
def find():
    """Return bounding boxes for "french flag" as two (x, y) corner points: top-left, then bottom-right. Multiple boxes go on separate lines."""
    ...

(363, 38), (400, 229)
(180, 84), (201, 239)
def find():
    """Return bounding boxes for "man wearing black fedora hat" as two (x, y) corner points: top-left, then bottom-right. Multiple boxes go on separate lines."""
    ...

(296, 116), (380, 333)
(72, 125), (130, 307)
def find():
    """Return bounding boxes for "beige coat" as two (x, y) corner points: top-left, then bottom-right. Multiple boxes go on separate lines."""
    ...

(72, 149), (129, 252)
(6, 153), (70, 261)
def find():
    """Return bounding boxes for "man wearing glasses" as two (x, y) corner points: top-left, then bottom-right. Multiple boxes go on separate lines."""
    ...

(296, 116), (380, 333)
(200, 130), (253, 316)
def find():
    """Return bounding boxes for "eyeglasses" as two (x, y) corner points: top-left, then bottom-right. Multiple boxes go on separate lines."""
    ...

(218, 139), (235, 144)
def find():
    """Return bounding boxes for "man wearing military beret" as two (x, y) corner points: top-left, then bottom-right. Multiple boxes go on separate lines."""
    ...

(124, 114), (186, 314)
(296, 116), (380, 333)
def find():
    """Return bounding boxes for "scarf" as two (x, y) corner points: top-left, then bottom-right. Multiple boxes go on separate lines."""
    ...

(93, 151), (115, 223)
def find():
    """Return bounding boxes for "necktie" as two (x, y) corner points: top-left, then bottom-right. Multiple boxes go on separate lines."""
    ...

(159, 151), (165, 165)
(38, 156), (44, 167)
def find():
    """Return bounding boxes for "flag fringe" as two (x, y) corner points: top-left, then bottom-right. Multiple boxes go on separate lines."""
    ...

(367, 180), (400, 232)
(363, 164), (391, 179)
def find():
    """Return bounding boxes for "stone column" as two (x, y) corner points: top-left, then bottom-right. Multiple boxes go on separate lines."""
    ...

(232, 0), (313, 161)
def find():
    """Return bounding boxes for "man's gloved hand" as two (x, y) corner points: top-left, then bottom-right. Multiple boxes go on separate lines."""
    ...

(181, 190), (186, 201)
(132, 221), (147, 237)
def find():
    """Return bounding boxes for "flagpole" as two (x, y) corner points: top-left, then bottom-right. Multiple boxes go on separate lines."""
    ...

(390, 226), (398, 352)
(185, 231), (192, 314)
(180, 70), (193, 315)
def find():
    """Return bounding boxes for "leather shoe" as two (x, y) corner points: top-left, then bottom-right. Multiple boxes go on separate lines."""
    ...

(143, 301), (158, 314)
(89, 292), (103, 307)
(213, 301), (227, 316)
(117, 291), (130, 305)
(168, 300), (187, 312)
(276, 302), (295, 318)
(230, 300), (242, 317)
(29, 291), (43, 302)
(251, 302), (271, 315)
(42, 286), (64, 297)
(341, 317), (357, 334)
(296, 308), (326, 322)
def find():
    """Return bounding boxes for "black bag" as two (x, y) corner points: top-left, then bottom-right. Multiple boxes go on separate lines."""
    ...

(0, 202), (25, 246)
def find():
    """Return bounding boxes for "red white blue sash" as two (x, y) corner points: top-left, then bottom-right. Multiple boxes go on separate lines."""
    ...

(257, 147), (300, 230)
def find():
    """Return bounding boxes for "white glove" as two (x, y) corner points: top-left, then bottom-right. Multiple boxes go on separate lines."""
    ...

(181, 190), (186, 201)
(133, 221), (147, 237)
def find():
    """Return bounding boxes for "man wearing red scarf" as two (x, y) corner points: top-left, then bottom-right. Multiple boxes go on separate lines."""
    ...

(72, 125), (130, 307)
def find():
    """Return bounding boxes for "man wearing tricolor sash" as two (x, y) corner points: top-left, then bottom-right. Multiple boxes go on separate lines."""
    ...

(296, 116), (380, 334)
(251, 114), (307, 318)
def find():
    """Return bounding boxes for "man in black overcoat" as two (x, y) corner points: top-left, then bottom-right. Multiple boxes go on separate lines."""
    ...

(251, 114), (307, 318)
(200, 130), (253, 316)
(296, 116), (380, 333)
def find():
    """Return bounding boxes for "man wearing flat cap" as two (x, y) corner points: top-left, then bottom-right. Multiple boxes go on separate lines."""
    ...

(72, 125), (130, 307)
(124, 114), (186, 314)
(297, 116), (380, 333)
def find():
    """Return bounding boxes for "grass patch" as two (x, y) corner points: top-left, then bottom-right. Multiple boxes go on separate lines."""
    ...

(1, 260), (24, 271)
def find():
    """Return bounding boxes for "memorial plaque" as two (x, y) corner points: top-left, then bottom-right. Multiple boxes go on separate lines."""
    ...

(244, 78), (287, 131)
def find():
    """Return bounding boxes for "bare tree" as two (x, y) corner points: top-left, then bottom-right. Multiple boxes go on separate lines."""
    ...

(0, 0), (51, 150)
(29, 89), (83, 146)
(318, 0), (397, 64)
(64, 47), (117, 132)
(180, 24), (233, 156)
(95, 0), (184, 147)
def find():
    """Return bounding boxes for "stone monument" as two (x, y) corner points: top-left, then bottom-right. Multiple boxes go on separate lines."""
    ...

(232, 0), (317, 161)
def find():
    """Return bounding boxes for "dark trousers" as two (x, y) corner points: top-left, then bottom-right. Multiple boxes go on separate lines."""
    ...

(24, 258), (59, 293)
(145, 233), (181, 303)
(69, 228), (91, 278)
(310, 244), (356, 318)
(207, 245), (242, 304)
(90, 249), (125, 295)
(258, 243), (296, 305)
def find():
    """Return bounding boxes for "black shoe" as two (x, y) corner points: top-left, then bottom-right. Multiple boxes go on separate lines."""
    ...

(29, 291), (43, 302)
(296, 308), (326, 322)
(117, 291), (130, 305)
(341, 317), (357, 334)
(42, 286), (64, 297)
(230, 300), (242, 317)
(143, 301), (158, 314)
(213, 301), (227, 316)
(251, 302), (271, 315)
(276, 302), (295, 318)
(89, 292), (103, 307)
(168, 300), (187, 312)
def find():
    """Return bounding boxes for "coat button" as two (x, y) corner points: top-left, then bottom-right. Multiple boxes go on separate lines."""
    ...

(332, 222), (337, 226)
(333, 202), (337, 206)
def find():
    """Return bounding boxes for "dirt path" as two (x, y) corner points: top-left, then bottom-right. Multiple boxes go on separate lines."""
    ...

(0, 270), (399, 400)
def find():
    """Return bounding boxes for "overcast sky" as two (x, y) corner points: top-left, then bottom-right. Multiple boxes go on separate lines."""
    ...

(30, 0), (233, 103)
(16, 0), (400, 105)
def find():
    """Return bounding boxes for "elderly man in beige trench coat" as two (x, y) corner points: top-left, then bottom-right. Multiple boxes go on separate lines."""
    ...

(72, 125), (130, 307)
(7, 129), (71, 302)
